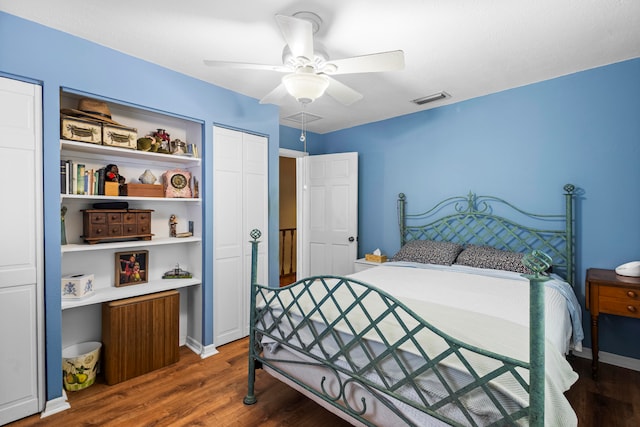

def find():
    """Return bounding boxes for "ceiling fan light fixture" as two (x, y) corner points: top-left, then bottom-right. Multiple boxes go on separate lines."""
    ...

(282, 72), (329, 104)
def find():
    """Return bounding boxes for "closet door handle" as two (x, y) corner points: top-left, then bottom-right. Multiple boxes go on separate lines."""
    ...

(348, 236), (355, 242)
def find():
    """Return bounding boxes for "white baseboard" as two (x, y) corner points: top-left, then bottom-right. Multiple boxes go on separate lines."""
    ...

(41, 391), (70, 418)
(184, 336), (218, 359)
(572, 347), (640, 372)
(199, 344), (219, 359)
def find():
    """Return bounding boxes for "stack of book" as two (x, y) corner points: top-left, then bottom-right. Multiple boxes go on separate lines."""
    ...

(60, 160), (108, 195)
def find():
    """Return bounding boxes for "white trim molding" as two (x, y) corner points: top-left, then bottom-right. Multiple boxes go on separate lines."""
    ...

(41, 392), (70, 418)
(279, 148), (307, 158)
(199, 344), (219, 359)
(572, 347), (640, 372)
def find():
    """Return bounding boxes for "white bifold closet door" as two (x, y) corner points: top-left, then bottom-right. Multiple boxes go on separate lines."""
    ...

(0, 77), (44, 423)
(213, 126), (268, 347)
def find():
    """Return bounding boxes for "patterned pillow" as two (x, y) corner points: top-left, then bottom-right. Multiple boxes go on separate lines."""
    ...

(392, 240), (464, 266)
(454, 245), (533, 274)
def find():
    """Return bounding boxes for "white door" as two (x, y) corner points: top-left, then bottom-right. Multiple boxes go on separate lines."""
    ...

(213, 127), (267, 347)
(300, 152), (358, 277)
(0, 77), (44, 424)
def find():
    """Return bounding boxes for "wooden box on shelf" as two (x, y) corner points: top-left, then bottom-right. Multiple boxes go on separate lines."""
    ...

(125, 183), (164, 198)
(102, 123), (137, 149)
(104, 181), (120, 196)
(82, 209), (153, 244)
(61, 273), (94, 299)
(60, 115), (102, 144)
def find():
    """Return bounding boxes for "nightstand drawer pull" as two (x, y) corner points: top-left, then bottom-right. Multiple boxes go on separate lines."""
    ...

(627, 291), (637, 298)
(628, 305), (637, 313)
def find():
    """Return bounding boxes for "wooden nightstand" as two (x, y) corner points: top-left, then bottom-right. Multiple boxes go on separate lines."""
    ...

(586, 268), (640, 378)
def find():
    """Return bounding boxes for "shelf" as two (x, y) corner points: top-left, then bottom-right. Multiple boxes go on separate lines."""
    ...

(59, 90), (204, 353)
(61, 278), (201, 310)
(60, 140), (201, 165)
(62, 236), (201, 253)
(60, 194), (201, 203)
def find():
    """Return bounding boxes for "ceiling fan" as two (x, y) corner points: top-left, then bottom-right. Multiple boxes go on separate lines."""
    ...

(204, 12), (405, 106)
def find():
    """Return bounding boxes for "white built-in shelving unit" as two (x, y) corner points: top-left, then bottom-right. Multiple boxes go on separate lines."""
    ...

(59, 89), (204, 350)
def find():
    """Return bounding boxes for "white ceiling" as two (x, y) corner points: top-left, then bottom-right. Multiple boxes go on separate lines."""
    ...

(2, 0), (639, 133)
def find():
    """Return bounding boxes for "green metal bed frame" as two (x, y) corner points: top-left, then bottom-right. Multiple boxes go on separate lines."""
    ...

(244, 184), (576, 427)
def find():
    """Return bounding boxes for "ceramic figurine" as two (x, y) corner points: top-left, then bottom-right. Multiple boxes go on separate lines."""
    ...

(169, 214), (177, 237)
(139, 169), (157, 184)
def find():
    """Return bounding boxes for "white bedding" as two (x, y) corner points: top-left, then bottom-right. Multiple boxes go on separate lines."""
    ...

(259, 262), (582, 426)
(349, 262), (583, 355)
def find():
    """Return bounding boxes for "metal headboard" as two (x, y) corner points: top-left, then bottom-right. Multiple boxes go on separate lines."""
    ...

(397, 184), (576, 286)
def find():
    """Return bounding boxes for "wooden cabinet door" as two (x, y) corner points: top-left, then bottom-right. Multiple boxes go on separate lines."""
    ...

(0, 77), (44, 424)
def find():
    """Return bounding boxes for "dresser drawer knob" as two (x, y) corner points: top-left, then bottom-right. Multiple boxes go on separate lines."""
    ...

(628, 305), (637, 313)
(627, 291), (637, 298)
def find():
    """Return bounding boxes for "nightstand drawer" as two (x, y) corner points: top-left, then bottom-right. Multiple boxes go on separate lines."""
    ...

(599, 286), (640, 300)
(599, 298), (640, 318)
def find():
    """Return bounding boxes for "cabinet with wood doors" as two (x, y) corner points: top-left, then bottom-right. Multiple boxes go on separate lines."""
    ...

(59, 89), (204, 354)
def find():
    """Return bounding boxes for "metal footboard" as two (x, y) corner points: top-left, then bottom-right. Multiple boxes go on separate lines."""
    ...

(244, 230), (548, 427)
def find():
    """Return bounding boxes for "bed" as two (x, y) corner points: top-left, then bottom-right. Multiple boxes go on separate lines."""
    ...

(243, 184), (583, 427)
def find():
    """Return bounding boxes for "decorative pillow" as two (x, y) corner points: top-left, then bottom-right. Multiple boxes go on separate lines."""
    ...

(392, 240), (464, 266)
(454, 245), (533, 274)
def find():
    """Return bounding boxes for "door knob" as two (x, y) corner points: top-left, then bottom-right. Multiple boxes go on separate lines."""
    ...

(348, 236), (355, 242)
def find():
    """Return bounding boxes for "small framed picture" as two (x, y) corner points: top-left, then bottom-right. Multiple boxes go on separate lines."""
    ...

(115, 250), (149, 287)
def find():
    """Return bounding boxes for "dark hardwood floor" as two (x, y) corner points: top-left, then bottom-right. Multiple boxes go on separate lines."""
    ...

(8, 339), (640, 426)
(565, 354), (640, 427)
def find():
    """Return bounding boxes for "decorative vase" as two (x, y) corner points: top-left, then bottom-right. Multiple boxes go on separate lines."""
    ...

(61, 206), (67, 245)
(139, 169), (157, 184)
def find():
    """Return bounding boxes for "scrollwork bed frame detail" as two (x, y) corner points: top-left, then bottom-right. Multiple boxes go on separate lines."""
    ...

(397, 184), (575, 286)
(244, 185), (575, 427)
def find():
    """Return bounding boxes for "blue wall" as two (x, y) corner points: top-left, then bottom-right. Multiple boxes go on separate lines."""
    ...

(3, 8), (640, 406)
(283, 58), (640, 360)
(0, 12), (281, 401)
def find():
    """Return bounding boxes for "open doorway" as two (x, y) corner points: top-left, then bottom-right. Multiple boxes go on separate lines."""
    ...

(279, 148), (359, 283)
(279, 156), (297, 286)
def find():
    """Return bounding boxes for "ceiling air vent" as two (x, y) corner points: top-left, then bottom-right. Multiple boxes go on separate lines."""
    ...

(411, 92), (450, 106)
(283, 111), (323, 124)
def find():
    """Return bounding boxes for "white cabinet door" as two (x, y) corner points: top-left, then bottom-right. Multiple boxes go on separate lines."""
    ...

(0, 77), (44, 424)
(213, 127), (267, 346)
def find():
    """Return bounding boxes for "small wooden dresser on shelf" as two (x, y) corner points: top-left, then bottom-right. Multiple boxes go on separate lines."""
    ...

(585, 268), (640, 378)
(82, 209), (153, 244)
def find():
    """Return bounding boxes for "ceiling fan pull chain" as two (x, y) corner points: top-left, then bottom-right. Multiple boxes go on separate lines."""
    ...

(299, 102), (307, 152)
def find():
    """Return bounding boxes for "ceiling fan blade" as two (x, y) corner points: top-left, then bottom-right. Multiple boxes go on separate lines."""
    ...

(325, 50), (405, 75)
(325, 76), (363, 106)
(275, 14), (314, 61)
(203, 59), (289, 72)
(259, 83), (289, 105)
